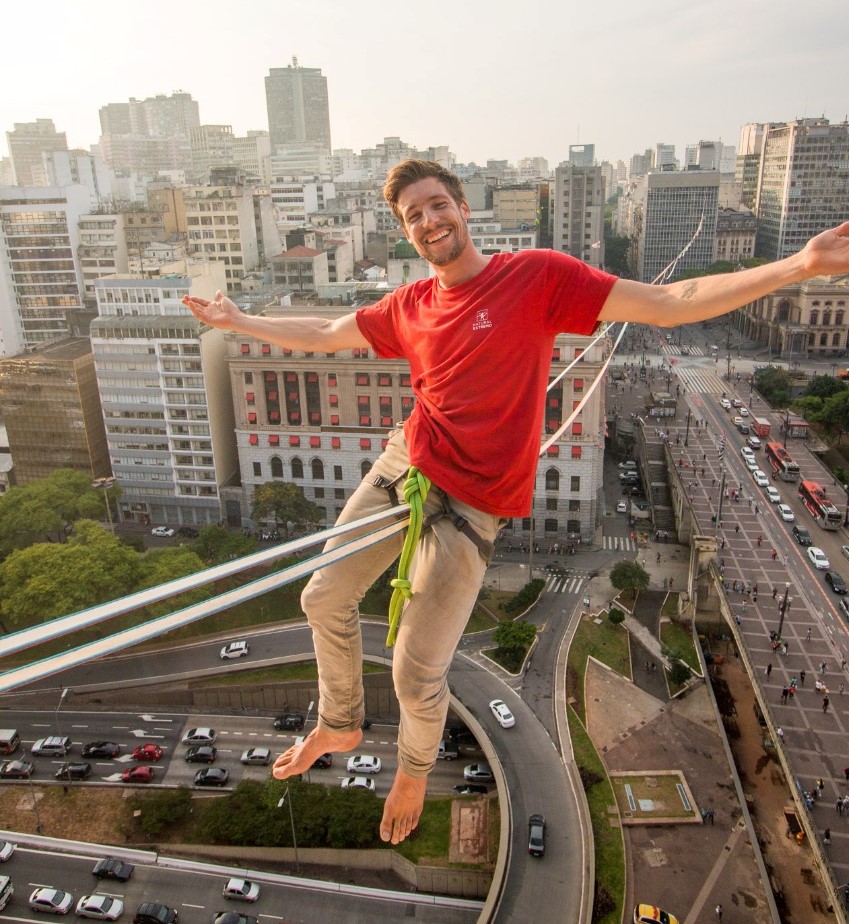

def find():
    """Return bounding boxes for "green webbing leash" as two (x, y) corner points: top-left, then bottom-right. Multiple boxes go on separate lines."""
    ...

(386, 466), (431, 647)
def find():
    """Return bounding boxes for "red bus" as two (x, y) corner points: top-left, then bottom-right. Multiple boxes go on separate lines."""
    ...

(798, 480), (842, 530)
(764, 442), (800, 482)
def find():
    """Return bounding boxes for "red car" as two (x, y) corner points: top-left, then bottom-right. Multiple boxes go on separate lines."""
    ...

(122, 765), (155, 783)
(131, 743), (163, 761)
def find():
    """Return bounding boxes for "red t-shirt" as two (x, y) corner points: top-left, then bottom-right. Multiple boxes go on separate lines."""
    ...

(356, 249), (616, 517)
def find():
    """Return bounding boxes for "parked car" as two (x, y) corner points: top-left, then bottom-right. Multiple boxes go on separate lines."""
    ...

(346, 755), (381, 774)
(0, 758), (35, 778)
(92, 857), (135, 882)
(808, 547), (831, 570)
(311, 752), (333, 769)
(239, 747), (271, 766)
(464, 764), (494, 783)
(150, 526), (175, 538)
(341, 776), (375, 791)
(132, 903), (178, 924)
(0, 840), (16, 862)
(793, 524), (813, 546)
(31, 736), (71, 757)
(220, 640), (249, 660)
(765, 486), (781, 503)
(633, 905), (680, 924)
(528, 813), (546, 857)
(82, 741), (121, 759)
(29, 888), (74, 914)
(489, 699), (516, 728)
(121, 766), (155, 784)
(452, 784), (488, 795)
(182, 727), (217, 745)
(212, 913), (258, 924)
(437, 740), (460, 761)
(54, 762), (91, 781)
(777, 504), (795, 522)
(131, 743), (163, 762)
(222, 878), (260, 902)
(825, 571), (847, 594)
(616, 500), (628, 513)
(185, 746), (217, 764)
(193, 767), (229, 787)
(76, 895), (124, 921)
(273, 713), (305, 731)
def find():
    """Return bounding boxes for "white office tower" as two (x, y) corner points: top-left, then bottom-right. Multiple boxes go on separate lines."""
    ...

(265, 59), (332, 153)
(551, 161), (605, 269)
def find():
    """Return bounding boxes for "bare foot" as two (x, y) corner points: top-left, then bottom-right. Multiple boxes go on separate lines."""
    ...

(380, 768), (428, 844)
(272, 725), (362, 779)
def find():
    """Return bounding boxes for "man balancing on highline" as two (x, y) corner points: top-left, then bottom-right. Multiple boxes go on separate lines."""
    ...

(184, 159), (849, 844)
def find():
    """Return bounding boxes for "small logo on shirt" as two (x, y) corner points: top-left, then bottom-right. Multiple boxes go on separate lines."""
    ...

(472, 309), (493, 331)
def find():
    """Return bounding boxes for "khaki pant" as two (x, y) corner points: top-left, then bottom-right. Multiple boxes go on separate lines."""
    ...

(300, 428), (503, 778)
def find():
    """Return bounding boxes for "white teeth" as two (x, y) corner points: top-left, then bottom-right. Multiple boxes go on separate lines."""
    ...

(426, 229), (450, 244)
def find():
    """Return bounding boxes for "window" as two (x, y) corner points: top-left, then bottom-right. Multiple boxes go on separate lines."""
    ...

(552, 347), (561, 361)
(544, 519), (558, 533)
(360, 415), (371, 426)
(328, 373), (337, 386)
(331, 437), (341, 449)
(244, 372), (253, 385)
(571, 422), (583, 435)
(545, 468), (560, 491)
(567, 519), (581, 534)
(309, 436), (321, 448)
(361, 459), (372, 476)
(268, 434), (280, 446)
(820, 333), (828, 346)
(248, 434), (258, 445)
(334, 465), (343, 480)
(335, 488), (345, 499)
(270, 456), (284, 478)
(834, 333), (842, 346)
(240, 343), (251, 354)
(329, 394), (339, 405)
(247, 412), (257, 424)
(246, 392), (255, 403)
(261, 343), (271, 354)
(312, 459), (324, 480)
(378, 373), (392, 386)
(570, 476), (580, 492)
(546, 498), (558, 511)
(330, 414), (339, 425)
(573, 378), (584, 391)
(289, 436), (300, 447)
(253, 461), (262, 477)
(356, 373), (370, 386)
(546, 446), (559, 456)
(360, 438), (372, 450)
(810, 310), (819, 325)
(569, 499), (580, 511)
(571, 446), (582, 459)
(291, 458), (304, 479)
(400, 373), (411, 387)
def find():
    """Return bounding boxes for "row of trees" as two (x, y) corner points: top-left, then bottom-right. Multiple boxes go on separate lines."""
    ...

(754, 369), (849, 448)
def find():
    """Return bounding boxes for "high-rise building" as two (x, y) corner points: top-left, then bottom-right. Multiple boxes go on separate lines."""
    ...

(41, 149), (114, 206)
(569, 144), (595, 167)
(77, 212), (129, 309)
(551, 161), (605, 269)
(745, 118), (849, 260)
(653, 144), (676, 172)
(6, 119), (69, 186)
(232, 130), (272, 184)
(190, 124), (236, 183)
(265, 59), (331, 153)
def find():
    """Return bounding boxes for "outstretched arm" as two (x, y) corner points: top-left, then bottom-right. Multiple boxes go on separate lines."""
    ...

(182, 291), (370, 352)
(598, 221), (849, 327)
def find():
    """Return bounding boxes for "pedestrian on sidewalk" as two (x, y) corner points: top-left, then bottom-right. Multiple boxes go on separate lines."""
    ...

(777, 726), (784, 741)
(772, 586), (778, 599)
(757, 534), (763, 547)
(735, 524), (740, 534)
(837, 797), (844, 815)
(715, 903), (723, 920)
(824, 828), (832, 846)
(840, 682), (845, 695)
(801, 670), (806, 685)
(820, 661), (827, 674)
(806, 628), (812, 642)
(843, 766), (849, 781)
(766, 662), (773, 677)
(782, 641), (789, 655)
(824, 695), (831, 714)
(781, 687), (789, 704)
(772, 548), (777, 561)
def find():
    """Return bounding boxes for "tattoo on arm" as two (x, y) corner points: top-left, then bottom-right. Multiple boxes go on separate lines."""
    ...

(682, 280), (698, 301)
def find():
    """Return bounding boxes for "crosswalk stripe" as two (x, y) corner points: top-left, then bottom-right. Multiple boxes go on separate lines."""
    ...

(602, 536), (636, 551)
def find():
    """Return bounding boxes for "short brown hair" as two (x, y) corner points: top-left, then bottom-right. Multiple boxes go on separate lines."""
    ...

(383, 159), (466, 222)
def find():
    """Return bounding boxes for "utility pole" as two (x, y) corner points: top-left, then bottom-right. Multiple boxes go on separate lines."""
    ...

(684, 409), (692, 447)
(777, 583), (792, 638)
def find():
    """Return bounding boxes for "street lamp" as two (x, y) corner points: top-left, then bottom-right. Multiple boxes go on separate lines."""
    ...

(844, 484), (849, 527)
(91, 477), (118, 534)
(55, 687), (69, 738)
(777, 583), (792, 638)
(783, 408), (790, 449)
(684, 408), (691, 447)
(278, 785), (300, 872)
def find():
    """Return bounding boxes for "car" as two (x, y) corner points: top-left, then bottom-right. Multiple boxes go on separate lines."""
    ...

(182, 727), (217, 745)
(220, 640), (250, 660)
(765, 486), (781, 504)
(0, 758), (34, 778)
(121, 765), (155, 784)
(633, 905), (680, 924)
(273, 713), (305, 731)
(793, 524), (813, 546)
(618, 461), (637, 470)
(843, 545), (849, 560)
(76, 895), (124, 921)
(740, 446), (755, 460)
(438, 740), (459, 761)
(346, 755), (381, 774)
(212, 913), (258, 924)
(222, 878), (260, 902)
(312, 752), (333, 769)
(239, 747), (271, 766)
(0, 839), (15, 862)
(54, 761), (92, 781)
(131, 743), (163, 762)
(744, 457), (759, 472)
(616, 500), (628, 513)
(778, 504), (795, 522)
(92, 857), (135, 882)
(31, 736), (72, 756)
(739, 407), (749, 417)
(731, 398), (743, 408)
(194, 767), (229, 787)
(81, 741), (121, 759)
(132, 902), (178, 924)
(825, 572), (848, 594)
(489, 699), (516, 728)
(840, 598), (849, 618)
(808, 547), (831, 570)
(528, 813), (546, 857)
(619, 472), (640, 483)
(452, 784), (488, 795)
(176, 526), (199, 539)
(341, 776), (375, 791)
(752, 469), (769, 487)
(464, 763), (494, 783)
(747, 436), (761, 449)
(29, 888), (75, 915)
(150, 526), (175, 537)
(185, 746), (217, 764)
(719, 398), (732, 410)
(733, 418), (750, 433)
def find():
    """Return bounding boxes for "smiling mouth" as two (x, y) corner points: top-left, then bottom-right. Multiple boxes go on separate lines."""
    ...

(425, 228), (451, 244)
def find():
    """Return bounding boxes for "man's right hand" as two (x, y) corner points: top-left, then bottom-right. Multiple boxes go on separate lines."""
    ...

(182, 290), (242, 329)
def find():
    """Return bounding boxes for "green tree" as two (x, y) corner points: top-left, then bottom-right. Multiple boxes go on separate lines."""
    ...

(127, 786), (192, 838)
(668, 661), (692, 686)
(192, 525), (257, 565)
(753, 366), (791, 407)
(602, 234), (631, 278)
(136, 546), (211, 618)
(251, 482), (322, 540)
(818, 389), (849, 446)
(0, 520), (139, 627)
(492, 619), (537, 652)
(609, 560), (650, 594)
(805, 374), (846, 400)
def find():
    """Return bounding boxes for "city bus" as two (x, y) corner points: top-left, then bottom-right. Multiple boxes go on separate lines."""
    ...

(764, 442), (801, 482)
(798, 480), (842, 530)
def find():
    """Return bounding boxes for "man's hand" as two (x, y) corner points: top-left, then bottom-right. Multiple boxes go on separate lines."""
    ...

(801, 221), (849, 277)
(182, 290), (242, 329)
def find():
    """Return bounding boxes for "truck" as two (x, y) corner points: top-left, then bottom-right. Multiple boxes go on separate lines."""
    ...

(751, 417), (771, 438)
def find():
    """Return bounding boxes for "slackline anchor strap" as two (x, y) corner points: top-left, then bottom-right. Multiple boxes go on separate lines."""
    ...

(386, 466), (431, 648)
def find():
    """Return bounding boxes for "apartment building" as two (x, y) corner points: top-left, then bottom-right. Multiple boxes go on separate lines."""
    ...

(270, 176), (335, 226)
(714, 208), (756, 264)
(6, 119), (68, 186)
(190, 124), (236, 183)
(265, 60), (331, 152)
(270, 246), (329, 292)
(77, 213), (129, 309)
(551, 161), (605, 269)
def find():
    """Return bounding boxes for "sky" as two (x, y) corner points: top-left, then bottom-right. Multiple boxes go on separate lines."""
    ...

(2, 0), (847, 168)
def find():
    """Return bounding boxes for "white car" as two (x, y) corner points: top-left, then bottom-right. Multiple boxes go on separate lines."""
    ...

(341, 776), (375, 791)
(346, 754), (381, 774)
(0, 839), (15, 862)
(747, 436), (761, 450)
(29, 888), (74, 915)
(739, 407), (749, 416)
(766, 486), (781, 503)
(489, 699), (516, 728)
(778, 504), (795, 522)
(240, 747), (271, 766)
(616, 500), (627, 513)
(731, 398), (743, 408)
(752, 469), (769, 487)
(740, 446), (755, 460)
(181, 727), (217, 745)
(222, 877), (261, 902)
(720, 398), (732, 410)
(220, 640), (250, 660)
(745, 457), (759, 472)
(75, 895), (124, 921)
(150, 526), (175, 537)
(808, 547), (831, 570)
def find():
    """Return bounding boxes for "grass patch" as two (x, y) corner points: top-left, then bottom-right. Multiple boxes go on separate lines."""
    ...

(466, 609), (498, 633)
(568, 708), (624, 924)
(661, 592), (680, 618)
(566, 613), (631, 723)
(610, 773), (694, 820)
(392, 797), (453, 864)
(660, 619), (700, 674)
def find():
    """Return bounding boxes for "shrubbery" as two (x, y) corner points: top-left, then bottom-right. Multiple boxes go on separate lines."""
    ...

(504, 578), (546, 615)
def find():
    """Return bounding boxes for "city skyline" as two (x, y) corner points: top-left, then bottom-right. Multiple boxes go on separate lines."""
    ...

(3, 0), (846, 170)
